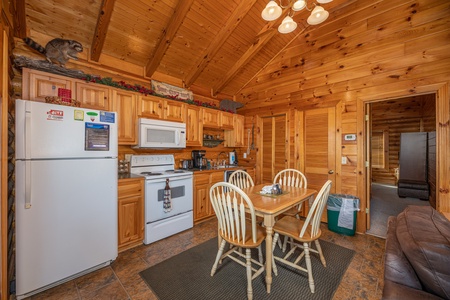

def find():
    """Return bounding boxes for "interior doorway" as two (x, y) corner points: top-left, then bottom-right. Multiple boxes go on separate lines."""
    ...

(365, 94), (436, 237)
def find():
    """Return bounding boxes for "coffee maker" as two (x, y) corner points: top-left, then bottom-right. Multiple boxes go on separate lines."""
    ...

(192, 150), (206, 169)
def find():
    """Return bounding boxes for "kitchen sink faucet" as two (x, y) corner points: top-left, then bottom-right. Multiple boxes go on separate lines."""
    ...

(217, 151), (228, 166)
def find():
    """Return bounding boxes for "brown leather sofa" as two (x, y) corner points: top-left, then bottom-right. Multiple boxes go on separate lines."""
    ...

(383, 205), (450, 300)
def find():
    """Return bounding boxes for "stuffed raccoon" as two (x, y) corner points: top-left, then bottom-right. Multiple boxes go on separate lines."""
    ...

(23, 37), (83, 68)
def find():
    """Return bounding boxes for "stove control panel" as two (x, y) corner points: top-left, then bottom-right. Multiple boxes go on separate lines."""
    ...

(130, 154), (175, 167)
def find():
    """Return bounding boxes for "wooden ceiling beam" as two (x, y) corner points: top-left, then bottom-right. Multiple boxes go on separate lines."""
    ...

(184, 0), (258, 88)
(91, 0), (116, 62)
(145, 0), (195, 78)
(13, 0), (27, 38)
(213, 29), (277, 95)
(210, 6), (290, 95)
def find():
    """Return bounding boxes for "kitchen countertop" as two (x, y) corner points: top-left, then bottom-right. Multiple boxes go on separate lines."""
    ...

(118, 173), (145, 180)
(189, 166), (249, 174)
(118, 166), (254, 178)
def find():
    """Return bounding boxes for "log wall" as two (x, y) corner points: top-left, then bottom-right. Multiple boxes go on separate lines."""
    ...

(237, 0), (450, 232)
(371, 95), (436, 185)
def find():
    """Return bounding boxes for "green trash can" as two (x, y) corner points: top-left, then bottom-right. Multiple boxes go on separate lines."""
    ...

(327, 194), (360, 236)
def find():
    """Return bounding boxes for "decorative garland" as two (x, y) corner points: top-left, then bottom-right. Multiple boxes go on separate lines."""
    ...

(81, 75), (233, 113)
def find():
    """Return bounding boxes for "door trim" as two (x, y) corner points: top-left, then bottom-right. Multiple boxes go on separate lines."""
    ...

(358, 83), (450, 234)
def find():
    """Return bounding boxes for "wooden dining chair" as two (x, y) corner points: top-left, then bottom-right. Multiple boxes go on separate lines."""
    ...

(228, 170), (255, 189)
(210, 182), (265, 300)
(273, 168), (308, 251)
(271, 180), (332, 294)
(227, 170), (263, 263)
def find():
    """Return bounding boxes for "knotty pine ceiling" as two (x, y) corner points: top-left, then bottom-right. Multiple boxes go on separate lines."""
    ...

(17, 0), (350, 98)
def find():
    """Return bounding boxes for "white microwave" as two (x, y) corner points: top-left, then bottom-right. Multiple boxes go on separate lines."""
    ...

(135, 118), (186, 149)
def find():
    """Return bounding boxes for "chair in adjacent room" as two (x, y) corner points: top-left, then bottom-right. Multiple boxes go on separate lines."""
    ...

(271, 180), (332, 294)
(209, 182), (266, 300)
(273, 168), (308, 251)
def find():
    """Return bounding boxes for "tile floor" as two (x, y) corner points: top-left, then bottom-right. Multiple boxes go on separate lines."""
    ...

(24, 219), (385, 300)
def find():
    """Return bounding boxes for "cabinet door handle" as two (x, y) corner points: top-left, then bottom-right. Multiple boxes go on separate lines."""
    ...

(328, 170), (334, 174)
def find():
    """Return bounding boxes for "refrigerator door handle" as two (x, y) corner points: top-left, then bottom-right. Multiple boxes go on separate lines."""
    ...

(25, 160), (32, 209)
(25, 109), (31, 159)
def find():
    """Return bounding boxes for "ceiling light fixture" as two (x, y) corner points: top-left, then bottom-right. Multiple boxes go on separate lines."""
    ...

(261, 0), (333, 34)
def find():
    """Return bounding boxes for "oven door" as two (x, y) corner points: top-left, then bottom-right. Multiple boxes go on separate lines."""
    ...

(145, 175), (193, 223)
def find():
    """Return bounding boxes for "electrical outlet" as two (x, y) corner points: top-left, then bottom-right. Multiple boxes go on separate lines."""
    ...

(341, 156), (347, 164)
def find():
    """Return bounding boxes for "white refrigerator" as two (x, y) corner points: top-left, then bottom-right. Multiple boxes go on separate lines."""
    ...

(15, 99), (118, 299)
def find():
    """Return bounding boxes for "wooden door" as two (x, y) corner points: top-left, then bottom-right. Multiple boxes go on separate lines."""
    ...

(304, 107), (336, 222)
(261, 114), (287, 183)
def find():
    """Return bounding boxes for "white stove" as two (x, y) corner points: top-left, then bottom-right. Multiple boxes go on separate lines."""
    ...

(129, 154), (193, 244)
(129, 155), (193, 179)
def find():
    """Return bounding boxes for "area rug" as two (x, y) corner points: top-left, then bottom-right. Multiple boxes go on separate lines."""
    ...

(140, 237), (355, 300)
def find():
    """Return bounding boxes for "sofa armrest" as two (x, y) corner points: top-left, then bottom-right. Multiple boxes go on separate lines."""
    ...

(382, 280), (444, 300)
(384, 216), (422, 289)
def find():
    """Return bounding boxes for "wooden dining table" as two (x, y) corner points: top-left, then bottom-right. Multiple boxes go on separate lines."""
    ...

(240, 183), (317, 294)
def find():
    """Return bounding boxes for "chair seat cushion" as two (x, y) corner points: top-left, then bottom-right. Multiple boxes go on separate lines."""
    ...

(396, 206), (450, 299)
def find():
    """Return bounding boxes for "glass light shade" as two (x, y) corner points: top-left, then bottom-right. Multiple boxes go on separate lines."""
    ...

(278, 16), (297, 34)
(292, 0), (306, 11)
(317, 0), (333, 3)
(261, 1), (282, 21)
(307, 6), (329, 25)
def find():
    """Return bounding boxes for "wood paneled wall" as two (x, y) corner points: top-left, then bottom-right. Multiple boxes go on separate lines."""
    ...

(237, 0), (450, 232)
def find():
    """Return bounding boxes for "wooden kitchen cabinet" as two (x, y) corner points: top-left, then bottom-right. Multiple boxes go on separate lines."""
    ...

(22, 68), (74, 102)
(111, 89), (138, 145)
(186, 105), (203, 147)
(164, 99), (185, 122)
(193, 171), (226, 223)
(118, 178), (144, 252)
(224, 114), (245, 147)
(138, 94), (163, 119)
(193, 173), (211, 222)
(221, 111), (234, 130)
(138, 95), (185, 122)
(75, 82), (110, 110)
(202, 107), (221, 128)
(210, 172), (224, 186)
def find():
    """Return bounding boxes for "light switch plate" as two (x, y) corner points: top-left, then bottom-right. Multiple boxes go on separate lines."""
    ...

(341, 156), (347, 164)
